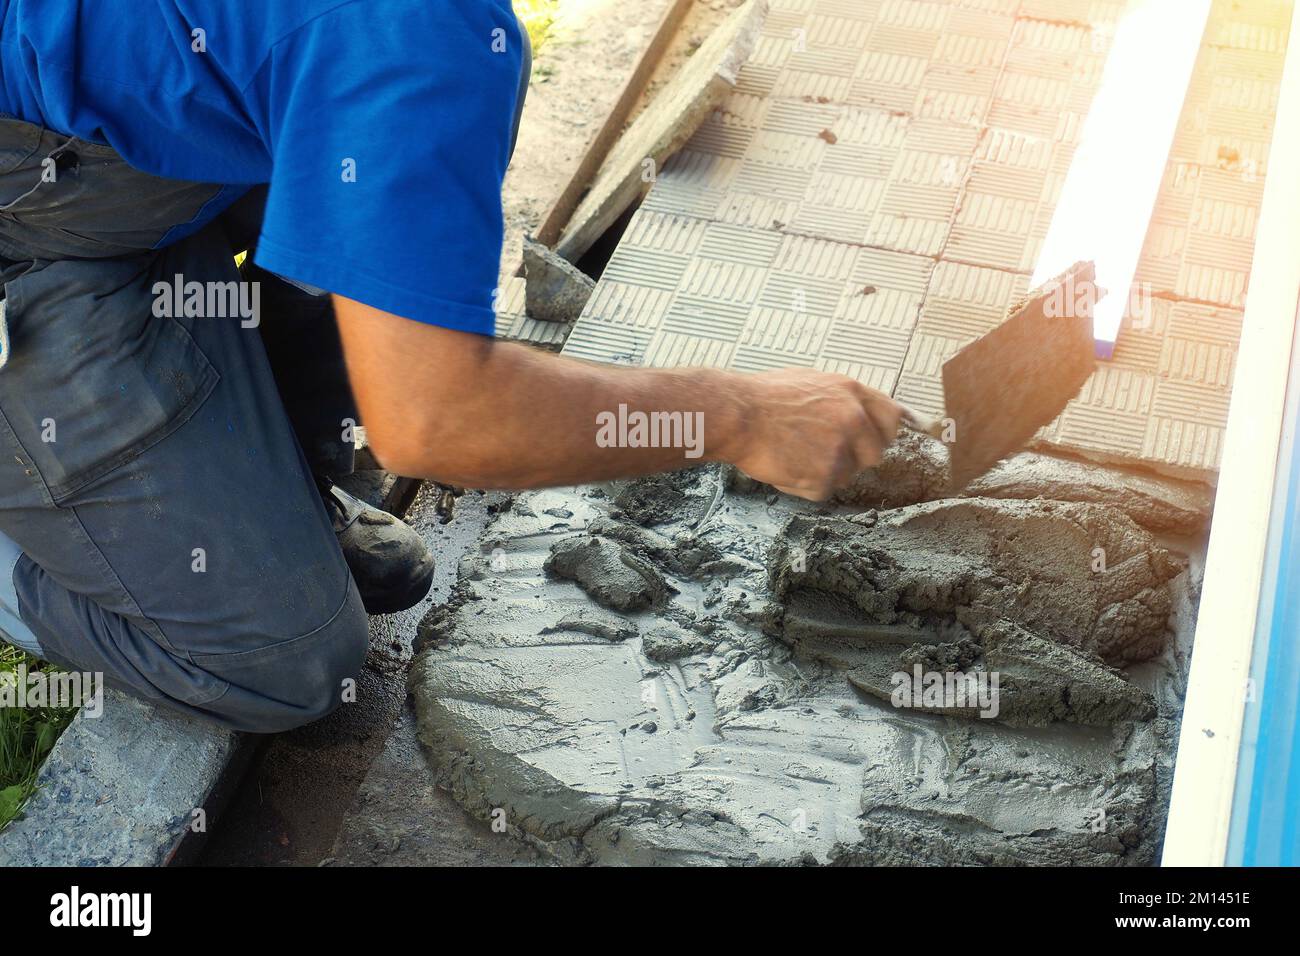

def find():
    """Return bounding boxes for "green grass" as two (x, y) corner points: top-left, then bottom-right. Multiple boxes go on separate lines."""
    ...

(514, 0), (561, 54)
(0, 645), (80, 831)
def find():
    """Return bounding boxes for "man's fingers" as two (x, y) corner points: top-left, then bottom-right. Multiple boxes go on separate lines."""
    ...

(845, 395), (894, 478)
(855, 387), (903, 450)
(847, 426), (883, 479)
(867, 399), (903, 446)
(737, 371), (909, 503)
(863, 400), (904, 452)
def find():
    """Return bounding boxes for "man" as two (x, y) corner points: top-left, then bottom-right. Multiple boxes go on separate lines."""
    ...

(0, 0), (901, 732)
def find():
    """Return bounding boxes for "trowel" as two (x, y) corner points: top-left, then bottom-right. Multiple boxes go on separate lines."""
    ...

(897, 260), (1099, 489)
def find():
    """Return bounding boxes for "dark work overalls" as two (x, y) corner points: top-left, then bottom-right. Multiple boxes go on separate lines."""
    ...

(0, 34), (531, 733)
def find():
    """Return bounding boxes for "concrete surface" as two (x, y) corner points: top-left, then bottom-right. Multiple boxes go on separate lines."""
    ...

(524, 237), (596, 325)
(830, 434), (1214, 533)
(326, 706), (545, 867)
(405, 468), (1199, 865)
(196, 486), (502, 866)
(0, 689), (241, 867)
(322, 494), (548, 868)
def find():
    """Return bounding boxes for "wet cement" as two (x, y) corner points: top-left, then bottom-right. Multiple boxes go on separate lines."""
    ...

(771, 497), (1182, 668)
(830, 434), (1214, 536)
(409, 452), (1203, 866)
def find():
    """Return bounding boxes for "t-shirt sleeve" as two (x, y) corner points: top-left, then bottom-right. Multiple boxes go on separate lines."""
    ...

(250, 0), (523, 335)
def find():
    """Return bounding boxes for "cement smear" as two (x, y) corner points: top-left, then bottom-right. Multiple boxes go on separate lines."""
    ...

(771, 498), (1182, 667)
(832, 431), (951, 510)
(410, 465), (1200, 866)
(831, 433), (1214, 536)
(967, 453), (1215, 536)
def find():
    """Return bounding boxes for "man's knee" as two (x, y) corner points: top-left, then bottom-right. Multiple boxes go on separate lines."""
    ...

(199, 582), (370, 734)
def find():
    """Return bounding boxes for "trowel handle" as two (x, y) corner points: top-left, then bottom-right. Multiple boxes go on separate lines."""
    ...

(896, 401), (946, 440)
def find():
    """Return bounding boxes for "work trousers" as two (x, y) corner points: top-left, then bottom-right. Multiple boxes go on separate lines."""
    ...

(0, 31), (531, 732)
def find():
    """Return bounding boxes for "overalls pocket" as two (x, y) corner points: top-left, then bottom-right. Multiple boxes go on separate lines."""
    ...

(0, 118), (42, 178)
(0, 254), (220, 503)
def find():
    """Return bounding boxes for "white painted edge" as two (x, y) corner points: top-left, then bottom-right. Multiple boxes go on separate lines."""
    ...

(1162, 5), (1300, 867)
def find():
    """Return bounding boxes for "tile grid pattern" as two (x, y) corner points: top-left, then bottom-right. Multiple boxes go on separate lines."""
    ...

(559, 0), (1292, 477)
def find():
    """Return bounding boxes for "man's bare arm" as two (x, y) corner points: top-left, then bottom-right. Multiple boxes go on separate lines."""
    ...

(333, 296), (901, 501)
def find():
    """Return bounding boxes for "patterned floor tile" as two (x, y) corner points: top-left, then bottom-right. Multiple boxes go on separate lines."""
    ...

(557, 0), (1292, 478)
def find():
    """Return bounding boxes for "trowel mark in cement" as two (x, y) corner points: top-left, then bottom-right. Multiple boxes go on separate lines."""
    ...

(410, 468), (1194, 865)
(847, 617), (1156, 729)
(965, 452), (1215, 537)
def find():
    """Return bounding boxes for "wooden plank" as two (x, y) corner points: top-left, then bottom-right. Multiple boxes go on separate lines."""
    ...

(531, 0), (694, 251)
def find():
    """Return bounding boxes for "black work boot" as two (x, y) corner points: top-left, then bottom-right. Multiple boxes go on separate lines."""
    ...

(319, 480), (435, 614)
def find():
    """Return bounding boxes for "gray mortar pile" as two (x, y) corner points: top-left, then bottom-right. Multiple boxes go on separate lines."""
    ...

(409, 434), (1208, 866)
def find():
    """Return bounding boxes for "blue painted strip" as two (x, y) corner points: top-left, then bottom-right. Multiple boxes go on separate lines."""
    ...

(1229, 298), (1300, 866)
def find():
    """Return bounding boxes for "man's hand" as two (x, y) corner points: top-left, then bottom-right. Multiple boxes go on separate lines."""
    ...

(333, 296), (902, 502)
(723, 368), (901, 501)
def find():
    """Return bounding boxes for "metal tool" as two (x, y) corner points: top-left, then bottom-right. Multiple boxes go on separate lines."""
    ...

(898, 260), (1100, 489)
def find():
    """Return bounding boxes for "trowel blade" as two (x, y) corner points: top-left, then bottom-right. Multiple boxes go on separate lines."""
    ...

(942, 260), (1099, 489)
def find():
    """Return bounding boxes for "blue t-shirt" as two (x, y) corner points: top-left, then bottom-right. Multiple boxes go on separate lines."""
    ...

(0, 0), (524, 335)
